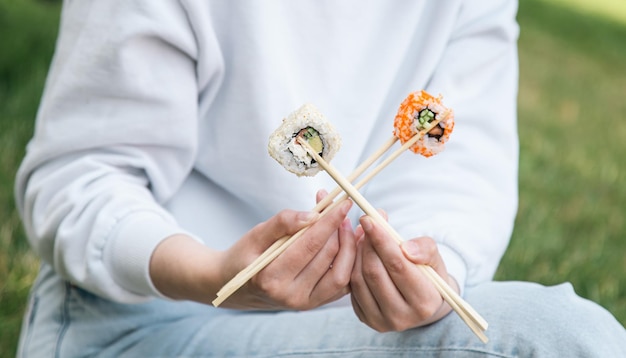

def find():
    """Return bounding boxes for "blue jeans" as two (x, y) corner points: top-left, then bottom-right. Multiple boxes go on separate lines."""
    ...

(18, 264), (626, 357)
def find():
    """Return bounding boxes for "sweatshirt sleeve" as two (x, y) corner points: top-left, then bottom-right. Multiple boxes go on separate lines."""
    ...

(365, 0), (520, 292)
(14, 0), (206, 302)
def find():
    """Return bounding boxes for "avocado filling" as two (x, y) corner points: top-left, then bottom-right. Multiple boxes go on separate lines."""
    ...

(300, 127), (324, 152)
(294, 126), (324, 164)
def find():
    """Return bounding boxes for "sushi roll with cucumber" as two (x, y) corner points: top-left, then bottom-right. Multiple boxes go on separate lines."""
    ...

(268, 103), (342, 177)
(393, 90), (455, 157)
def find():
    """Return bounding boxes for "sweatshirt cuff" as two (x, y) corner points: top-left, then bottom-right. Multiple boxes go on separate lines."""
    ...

(437, 243), (468, 297)
(103, 210), (199, 300)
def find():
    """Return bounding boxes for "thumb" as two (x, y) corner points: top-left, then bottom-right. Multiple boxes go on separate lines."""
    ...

(316, 189), (328, 204)
(401, 237), (450, 280)
(400, 237), (435, 265)
(251, 209), (319, 249)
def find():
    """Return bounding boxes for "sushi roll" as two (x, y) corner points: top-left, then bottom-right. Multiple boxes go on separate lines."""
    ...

(268, 103), (342, 177)
(393, 90), (455, 157)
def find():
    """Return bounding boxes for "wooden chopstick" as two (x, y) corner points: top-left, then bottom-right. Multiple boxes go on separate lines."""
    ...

(298, 138), (489, 343)
(419, 265), (489, 343)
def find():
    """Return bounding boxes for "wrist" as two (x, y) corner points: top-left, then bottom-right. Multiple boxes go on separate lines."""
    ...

(149, 234), (224, 304)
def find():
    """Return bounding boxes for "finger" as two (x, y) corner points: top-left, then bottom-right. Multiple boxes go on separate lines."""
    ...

(358, 218), (412, 315)
(349, 237), (386, 329)
(362, 217), (442, 311)
(316, 189), (329, 204)
(249, 209), (319, 250)
(327, 217), (358, 277)
(354, 224), (364, 240)
(272, 200), (352, 272)
(295, 223), (340, 288)
(351, 293), (369, 326)
(308, 218), (356, 304)
(355, 208), (385, 240)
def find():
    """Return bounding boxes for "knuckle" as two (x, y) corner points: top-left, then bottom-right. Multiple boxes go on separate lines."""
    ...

(359, 315), (387, 333)
(275, 209), (296, 229)
(386, 310), (417, 332)
(303, 236), (325, 256)
(421, 299), (443, 319)
(362, 265), (384, 283)
(283, 292), (310, 310)
(376, 320), (393, 333)
(390, 318), (413, 332)
(327, 275), (349, 293)
(385, 256), (407, 274)
(253, 278), (309, 309)
(351, 270), (364, 286)
(335, 270), (351, 288)
(251, 273), (281, 297)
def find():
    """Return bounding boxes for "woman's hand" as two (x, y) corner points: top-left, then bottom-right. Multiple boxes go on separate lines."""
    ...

(150, 191), (357, 311)
(350, 215), (457, 332)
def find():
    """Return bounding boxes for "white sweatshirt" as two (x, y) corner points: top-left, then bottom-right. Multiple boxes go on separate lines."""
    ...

(16, 0), (519, 303)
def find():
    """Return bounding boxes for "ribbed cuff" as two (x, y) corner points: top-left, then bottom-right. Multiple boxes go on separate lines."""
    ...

(104, 210), (193, 300)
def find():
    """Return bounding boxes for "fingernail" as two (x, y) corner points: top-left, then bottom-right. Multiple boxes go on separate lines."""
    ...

(298, 211), (319, 223)
(401, 240), (420, 257)
(361, 217), (373, 231)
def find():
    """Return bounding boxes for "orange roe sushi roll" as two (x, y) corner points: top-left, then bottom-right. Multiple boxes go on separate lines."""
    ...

(393, 90), (455, 157)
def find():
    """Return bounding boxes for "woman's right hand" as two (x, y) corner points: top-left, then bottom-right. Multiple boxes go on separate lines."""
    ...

(150, 192), (356, 311)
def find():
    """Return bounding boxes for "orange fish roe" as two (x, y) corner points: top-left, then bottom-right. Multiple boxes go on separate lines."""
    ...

(393, 90), (455, 157)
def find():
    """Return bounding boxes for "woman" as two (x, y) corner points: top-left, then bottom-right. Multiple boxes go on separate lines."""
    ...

(16, 0), (626, 356)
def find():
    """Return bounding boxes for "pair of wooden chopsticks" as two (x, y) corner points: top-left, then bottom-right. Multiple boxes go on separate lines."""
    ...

(212, 116), (489, 342)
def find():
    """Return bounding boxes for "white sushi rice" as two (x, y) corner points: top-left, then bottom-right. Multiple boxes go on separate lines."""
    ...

(268, 103), (342, 177)
(421, 135), (446, 155)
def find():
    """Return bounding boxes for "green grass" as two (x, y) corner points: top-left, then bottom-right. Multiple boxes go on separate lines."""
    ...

(0, 0), (625, 355)
(544, 0), (626, 25)
(0, 0), (61, 355)
(494, 0), (626, 326)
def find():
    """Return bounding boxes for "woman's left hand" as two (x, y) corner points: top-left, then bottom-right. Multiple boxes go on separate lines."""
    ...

(350, 215), (457, 332)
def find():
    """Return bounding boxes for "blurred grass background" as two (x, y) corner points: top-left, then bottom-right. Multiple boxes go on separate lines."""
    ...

(0, 0), (625, 355)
